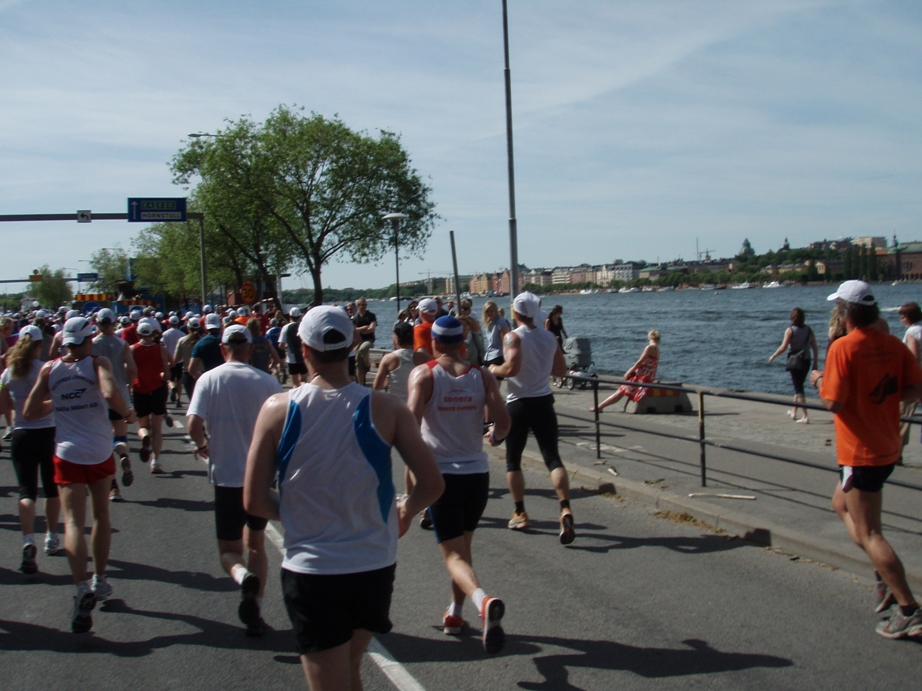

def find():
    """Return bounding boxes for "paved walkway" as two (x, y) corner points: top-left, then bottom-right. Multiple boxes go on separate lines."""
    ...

(506, 379), (922, 591)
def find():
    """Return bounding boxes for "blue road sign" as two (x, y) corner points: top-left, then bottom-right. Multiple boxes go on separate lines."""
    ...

(81, 301), (99, 315)
(77, 272), (98, 282)
(128, 198), (187, 223)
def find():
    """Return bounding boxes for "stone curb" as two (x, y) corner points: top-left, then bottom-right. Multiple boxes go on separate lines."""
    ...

(484, 444), (922, 593)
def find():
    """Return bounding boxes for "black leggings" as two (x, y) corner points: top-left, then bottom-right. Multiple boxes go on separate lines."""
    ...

(11, 427), (58, 502)
(504, 394), (563, 473)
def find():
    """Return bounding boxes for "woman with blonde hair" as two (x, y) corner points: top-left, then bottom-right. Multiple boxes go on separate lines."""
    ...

(0, 326), (60, 574)
(481, 301), (511, 369)
(590, 330), (661, 413)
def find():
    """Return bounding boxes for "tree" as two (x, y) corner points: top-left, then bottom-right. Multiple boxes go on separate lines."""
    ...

(868, 241), (879, 281)
(88, 247), (131, 295)
(28, 265), (73, 307)
(172, 106), (438, 306)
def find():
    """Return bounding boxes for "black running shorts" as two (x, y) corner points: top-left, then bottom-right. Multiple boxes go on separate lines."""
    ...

(428, 472), (490, 543)
(282, 563), (396, 654)
(288, 362), (308, 376)
(133, 385), (168, 418)
(214, 485), (268, 542)
(505, 394), (563, 473)
(840, 463), (895, 494)
(11, 427), (58, 502)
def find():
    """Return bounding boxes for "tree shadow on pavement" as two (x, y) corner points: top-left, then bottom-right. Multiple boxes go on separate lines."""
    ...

(105, 558), (237, 592)
(0, 601), (295, 658)
(382, 630), (791, 689)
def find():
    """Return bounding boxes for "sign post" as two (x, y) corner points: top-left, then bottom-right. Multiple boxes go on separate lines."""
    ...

(127, 198), (187, 223)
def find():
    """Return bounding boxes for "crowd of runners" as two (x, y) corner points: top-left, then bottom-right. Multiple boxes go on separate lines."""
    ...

(3, 281), (919, 689)
(0, 292), (574, 689)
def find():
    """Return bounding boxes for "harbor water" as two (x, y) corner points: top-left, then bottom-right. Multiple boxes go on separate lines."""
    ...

(340, 283), (920, 397)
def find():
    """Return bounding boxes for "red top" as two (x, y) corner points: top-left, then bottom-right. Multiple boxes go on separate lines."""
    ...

(132, 342), (165, 393)
(121, 324), (139, 345)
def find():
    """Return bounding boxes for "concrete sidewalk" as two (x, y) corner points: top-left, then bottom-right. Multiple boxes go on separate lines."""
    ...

(487, 381), (922, 592)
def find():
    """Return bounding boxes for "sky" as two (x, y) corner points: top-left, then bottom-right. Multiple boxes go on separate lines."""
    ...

(1, 0), (921, 292)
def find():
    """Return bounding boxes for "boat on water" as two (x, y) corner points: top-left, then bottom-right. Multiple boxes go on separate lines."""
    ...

(579, 288), (598, 294)
(656, 285), (675, 292)
(731, 282), (753, 289)
(764, 281), (784, 288)
(618, 286), (640, 294)
(641, 286), (654, 292)
(700, 284), (717, 291)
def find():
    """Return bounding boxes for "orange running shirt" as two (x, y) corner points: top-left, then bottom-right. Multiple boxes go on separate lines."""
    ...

(414, 321), (434, 356)
(821, 327), (922, 466)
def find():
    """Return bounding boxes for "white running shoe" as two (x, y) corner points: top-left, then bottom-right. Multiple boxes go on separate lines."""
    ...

(44, 533), (61, 555)
(92, 574), (113, 601)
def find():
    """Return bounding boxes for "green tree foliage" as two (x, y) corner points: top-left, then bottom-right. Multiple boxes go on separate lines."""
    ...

(88, 247), (131, 294)
(28, 265), (74, 307)
(172, 106), (438, 306)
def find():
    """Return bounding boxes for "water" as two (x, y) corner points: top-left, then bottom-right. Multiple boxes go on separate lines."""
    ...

(347, 284), (920, 396)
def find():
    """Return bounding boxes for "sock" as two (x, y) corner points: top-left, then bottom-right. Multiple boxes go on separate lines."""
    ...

(472, 588), (487, 612)
(514, 501), (525, 514)
(560, 500), (571, 511)
(23, 534), (34, 545)
(448, 600), (463, 617)
(92, 573), (106, 585)
(233, 567), (251, 586)
(900, 604), (918, 616)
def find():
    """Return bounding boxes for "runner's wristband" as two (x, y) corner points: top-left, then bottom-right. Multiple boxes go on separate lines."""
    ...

(196, 444), (208, 453)
(490, 429), (506, 445)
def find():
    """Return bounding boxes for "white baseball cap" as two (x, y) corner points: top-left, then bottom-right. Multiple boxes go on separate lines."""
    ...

(96, 308), (116, 324)
(289, 307), (302, 318)
(188, 317), (201, 330)
(169, 315), (180, 325)
(222, 324), (252, 344)
(204, 313), (222, 330)
(137, 321), (155, 337)
(298, 306), (353, 352)
(418, 298), (438, 315)
(513, 292), (541, 319)
(827, 280), (877, 306)
(19, 324), (43, 342)
(62, 317), (95, 345)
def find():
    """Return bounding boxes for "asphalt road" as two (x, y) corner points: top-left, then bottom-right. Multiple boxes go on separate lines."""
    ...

(1, 398), (920, 690)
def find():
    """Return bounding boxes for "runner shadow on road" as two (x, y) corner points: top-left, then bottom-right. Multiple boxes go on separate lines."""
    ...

(0, 602), (295, 658)
(382, 631), (791, 688)
(105, 558), (237, 592)
(130, 497), (214, 512)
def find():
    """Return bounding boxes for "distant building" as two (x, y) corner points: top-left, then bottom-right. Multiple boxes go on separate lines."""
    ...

(551, 267), (571, 285)
(887, 242), (922, 280)
(569, 264), (595, 284)
(853, 236), (888, 250)
(613, 263), (641, 282)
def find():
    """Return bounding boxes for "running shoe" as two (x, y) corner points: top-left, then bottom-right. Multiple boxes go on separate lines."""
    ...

(559, 508), (576, 545)
(150, 459), (164, 474)
(875, 580), (897, 614)
(164, 414), (174, 428)
(419, 510), (433, 530)
(443, 609), (464, 635)
(876, 607), (922, 639)
(20, 543), (38, 575)
(239, 572), (261, 631)
(71, 583), (96, 634)
(479, 596), (505, 654)
(796, 417), (809, 424)
(786, 409), (796, 420)
(120, 455), (134, 487)
(246, 617), (266, 638)
(44, 533), (61, 556)
(2, 428), (12, 442)
(139, 436), (151, 464)
(92, 574), (113, 601)
(109, 487), (124, 502)
(508, 511), (530, 531)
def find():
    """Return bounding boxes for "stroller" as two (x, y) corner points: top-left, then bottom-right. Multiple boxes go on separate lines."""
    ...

(557, 337), (597, 390)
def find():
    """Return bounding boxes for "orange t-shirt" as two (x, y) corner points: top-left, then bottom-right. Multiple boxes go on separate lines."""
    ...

(414, 321), (434, 356)
(821, 327), (922, 466)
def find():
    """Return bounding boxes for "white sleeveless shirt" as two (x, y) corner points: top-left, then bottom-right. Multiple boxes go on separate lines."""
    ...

(277, 382), (397, 575)
(506, 325), (557, 402)
(48, 356), (112, 465)
(386, 348), (416, 402)
(420, 361), (488, 474)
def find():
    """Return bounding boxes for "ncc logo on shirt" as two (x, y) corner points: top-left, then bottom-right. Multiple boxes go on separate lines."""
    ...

(60, 388), (87, 400)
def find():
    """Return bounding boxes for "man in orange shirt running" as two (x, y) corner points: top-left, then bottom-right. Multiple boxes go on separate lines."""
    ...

(811, 280), (922, 639)
(413, 298), (439, 358)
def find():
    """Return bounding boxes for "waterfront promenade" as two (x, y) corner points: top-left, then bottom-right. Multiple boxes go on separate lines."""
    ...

(1, 379), (920, 689)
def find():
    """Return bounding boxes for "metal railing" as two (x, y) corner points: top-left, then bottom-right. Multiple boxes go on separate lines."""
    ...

(563, 373), (922, 492)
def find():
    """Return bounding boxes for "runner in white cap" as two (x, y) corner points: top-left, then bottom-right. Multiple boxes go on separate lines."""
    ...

(24, 317), (137, 633)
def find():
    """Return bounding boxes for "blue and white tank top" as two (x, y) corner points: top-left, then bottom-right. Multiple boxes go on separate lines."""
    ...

(420, 361), (488, 474)
(277, 382), (396, 575)
(507, 325), (557, 402)
(48, 356), (112, 465)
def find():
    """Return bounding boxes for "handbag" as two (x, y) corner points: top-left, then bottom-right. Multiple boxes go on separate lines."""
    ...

(785, 349), (808, 371)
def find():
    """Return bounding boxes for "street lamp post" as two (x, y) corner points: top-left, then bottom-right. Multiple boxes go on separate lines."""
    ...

(502, 0), (520, 300)
(383, 212), (408, 311)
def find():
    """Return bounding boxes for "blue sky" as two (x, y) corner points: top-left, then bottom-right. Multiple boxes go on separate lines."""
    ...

(1, 0), (920, 292)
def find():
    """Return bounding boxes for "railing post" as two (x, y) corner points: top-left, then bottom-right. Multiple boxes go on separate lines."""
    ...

(698, 390), (707, 487)
(593, 377), (601, 459)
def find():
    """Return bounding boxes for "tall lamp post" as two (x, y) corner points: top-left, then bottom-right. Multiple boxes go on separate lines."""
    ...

(501, 0), (520, 300)
(383, 212), (408, 311)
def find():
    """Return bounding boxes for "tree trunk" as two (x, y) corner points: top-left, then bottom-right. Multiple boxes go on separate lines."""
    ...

(311, 264), (324, 306)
